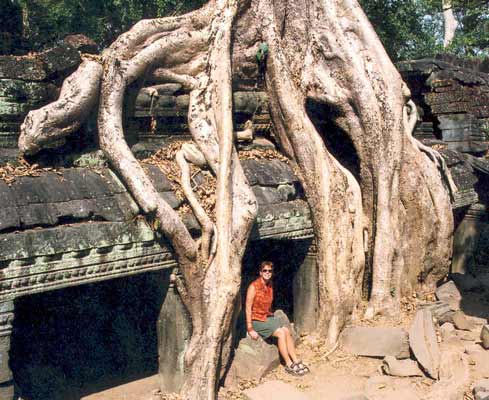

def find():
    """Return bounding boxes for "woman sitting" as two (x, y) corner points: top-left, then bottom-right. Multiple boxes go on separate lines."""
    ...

(245, 261), (310, 376)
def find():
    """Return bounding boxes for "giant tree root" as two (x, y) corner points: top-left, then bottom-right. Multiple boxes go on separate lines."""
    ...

(19, 0), (454, 398)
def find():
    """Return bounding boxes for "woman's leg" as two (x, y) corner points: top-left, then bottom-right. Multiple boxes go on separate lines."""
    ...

(283, 327), (299, 363)
(272, 327), (292, 366)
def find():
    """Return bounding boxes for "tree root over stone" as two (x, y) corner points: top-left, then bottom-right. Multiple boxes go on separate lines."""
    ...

(19, 0), (454, 398)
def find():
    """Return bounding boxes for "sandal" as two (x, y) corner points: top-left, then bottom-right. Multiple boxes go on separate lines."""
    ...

(293, 360), (310, 375)
(284, 363), (303, 376)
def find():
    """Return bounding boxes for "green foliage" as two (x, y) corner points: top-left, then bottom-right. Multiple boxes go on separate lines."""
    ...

(360, 0), (489, 61)
(359, 0), (444, 61)
(10, 0), (207, 49)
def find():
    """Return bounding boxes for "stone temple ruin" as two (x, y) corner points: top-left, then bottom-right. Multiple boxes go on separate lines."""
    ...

(0, 41), (488, 399)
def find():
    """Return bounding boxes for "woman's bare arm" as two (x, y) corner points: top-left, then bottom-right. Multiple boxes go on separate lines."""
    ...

(245, 284), (256, 333)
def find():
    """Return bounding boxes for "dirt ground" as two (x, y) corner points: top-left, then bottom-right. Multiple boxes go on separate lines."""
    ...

(83, 290), (488, 400)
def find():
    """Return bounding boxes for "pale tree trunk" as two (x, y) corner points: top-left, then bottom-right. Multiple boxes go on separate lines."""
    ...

(18, 0), (454, 397)
(443, 0), (457, 48)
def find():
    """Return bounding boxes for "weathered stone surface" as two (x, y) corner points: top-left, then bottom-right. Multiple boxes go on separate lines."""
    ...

(225, 337), (279, 387)
(0, 56), (46, 81)
(340, 396), (369, 400)
(341, 326), (410, 359)
(63, 34), (98, 54)
(452, 311), (475, 331)
(409, 309), (440, 379)
(293, 250), (318, 334)
(253, 186), (285, 205)
(474, 379), (489, 400)
(481, 325), (489, 349)
(37, 45), (81, 77)
(435, 281), (462, 310)
(466, 347), (489, 379)
(440, 322), (456, 342)
(426, 351), (470, 400)
(157, 284), (191, 393)
(382, 356), (423, 377)
(242, 159), (298, 187)
(419, 301), (454, 324)
(243, 380), (311, 400)
(0, 79), (57, 102)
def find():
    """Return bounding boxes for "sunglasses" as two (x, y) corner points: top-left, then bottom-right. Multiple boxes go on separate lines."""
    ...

(261, 269), (273, 273)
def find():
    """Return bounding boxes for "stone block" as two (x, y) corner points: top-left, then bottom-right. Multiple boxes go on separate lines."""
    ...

(481, 325), (489, 349)
(382, 356), (424, 377)
(252, 186), (283, 205)
(427, 351), (469, 400)
(37, 44), (81, 77)
(474, 380), (489, 400)
(0, 384), (14, 400)
(145, 165), (174, 192)
(157, 285), (191, 394)
(242, 159), (297, 187)
(419, 301), (454, 324)
(409, 309), (440, 379)
(63, 34), (98, 54)
(452, 311), (475, 331)
(293, 253), (318, 334)
(225, 337), (279, 387)
(440, 322), (456, 342)
(160, 192), (182, 209)
(0, 207), (19, 232)
(341, 326), (410, 359)
(0, 56), (46, 81)
(0, 79), (57, 102)
(0, 336), (12, 384)
(243, 380), (311, 400)
(435, 281), (462, 310)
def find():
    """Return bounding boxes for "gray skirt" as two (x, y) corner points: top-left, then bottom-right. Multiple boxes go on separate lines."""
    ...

(252, 316), (283, 339)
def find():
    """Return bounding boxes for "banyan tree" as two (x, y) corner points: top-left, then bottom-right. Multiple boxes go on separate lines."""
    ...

(19, 0), (454, 398)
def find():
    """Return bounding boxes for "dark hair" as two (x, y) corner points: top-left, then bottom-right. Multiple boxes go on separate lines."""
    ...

(259, 261), (273, 271)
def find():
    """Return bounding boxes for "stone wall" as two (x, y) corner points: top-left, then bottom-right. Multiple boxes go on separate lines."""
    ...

(399, 57), (489, 154)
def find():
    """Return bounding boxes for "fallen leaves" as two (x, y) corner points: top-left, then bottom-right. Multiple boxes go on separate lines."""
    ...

(0, 157), (61, 184)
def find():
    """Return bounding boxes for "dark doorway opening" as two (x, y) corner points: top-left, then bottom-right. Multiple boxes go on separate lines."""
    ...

(11, 270), (170, 400)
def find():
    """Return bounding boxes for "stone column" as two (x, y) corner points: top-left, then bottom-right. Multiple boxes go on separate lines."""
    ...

(452, 204), (486, 274)
(293, 241), (318, 334)
(0, 301), (14, 400)
(157, 272), (191, 394)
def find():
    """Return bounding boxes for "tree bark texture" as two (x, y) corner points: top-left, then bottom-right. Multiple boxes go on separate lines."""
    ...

(19, 0), (454, 398)
(443, 0), (457, 48)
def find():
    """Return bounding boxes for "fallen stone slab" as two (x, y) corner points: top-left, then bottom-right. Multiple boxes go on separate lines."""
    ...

(243, 380), (311, 400)
(474, 379), (489, 400)
(475, 392), (489, 400)
(452, 311), (474, 331)
(409, 309), (440, 379)
(426, 351), (469, 400)
(382, 356), (424, 377)
(224, 337), (279, 387)
(440, 322), (455, 342)
(482, 325), (489, 349)
(469, 350), (489, 379)
(341, 326), (410, 359)
(435, 281), (462, 310)
(419, 301), (454, 324)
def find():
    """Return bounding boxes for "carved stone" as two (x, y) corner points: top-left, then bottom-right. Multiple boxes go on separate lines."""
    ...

(157, 279), (191, 393)
(293, 242), (318, 334)
(0, 301), (14, 400)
